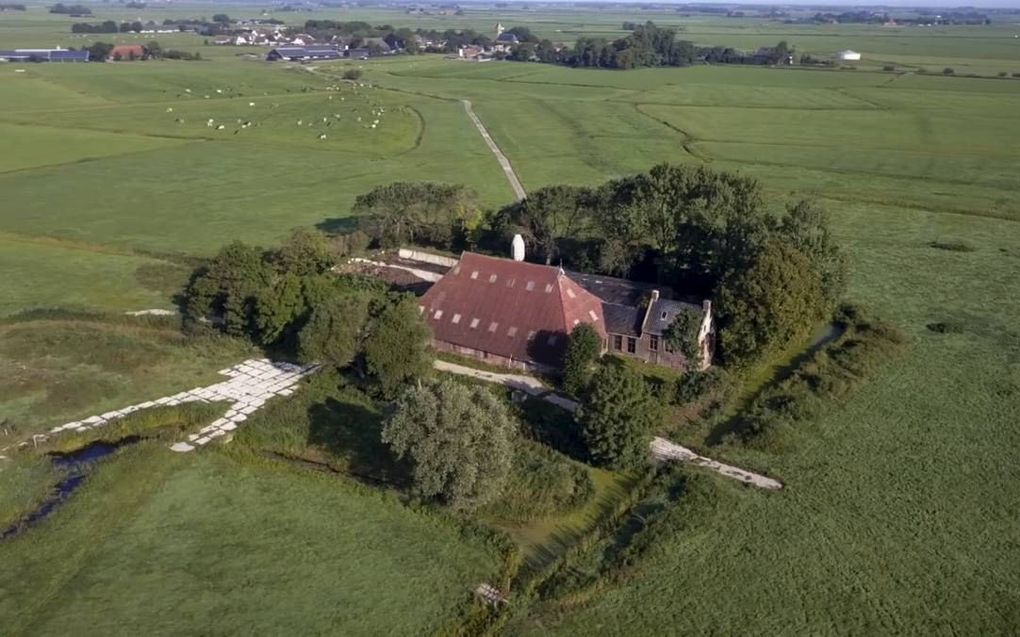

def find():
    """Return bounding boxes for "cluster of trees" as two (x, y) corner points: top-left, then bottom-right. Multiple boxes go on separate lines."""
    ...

(488, 164), (845, 364)
(49, 3), (90, 14)
(0, 3), (27, 10)
(71, 20), (162, 34)
(182, 228), (430, 399)
(353, 182), (480, 250)
(499, 21), (794, 70)
(353, 165), (844, 366)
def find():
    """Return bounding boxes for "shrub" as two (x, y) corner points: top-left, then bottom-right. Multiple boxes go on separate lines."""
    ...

(562, 323), (602, 396)
(883, 65), (895, 72)
(579, 363), (659, 470)
(481, 442), (594, 522)
(943, 67), (955, 75)
(928, 240), (976, 253)
(342, 68), (362, 80)
(926, 321), (964, 334)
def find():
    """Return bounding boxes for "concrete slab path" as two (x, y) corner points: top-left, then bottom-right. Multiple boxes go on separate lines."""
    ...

(462, 99), (527, 201)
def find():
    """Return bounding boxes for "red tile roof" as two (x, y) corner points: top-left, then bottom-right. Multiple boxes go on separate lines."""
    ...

(109, 44), (145, 60)
(420, 252), (606, 366)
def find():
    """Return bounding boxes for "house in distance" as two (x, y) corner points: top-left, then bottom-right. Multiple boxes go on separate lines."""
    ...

(417, 237), (715, 374)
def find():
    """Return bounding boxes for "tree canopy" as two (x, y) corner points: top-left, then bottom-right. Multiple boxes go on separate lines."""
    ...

(562, 323), (603, 397)
(579, 364), (659, 469)
(382, 380), (515, 511)
(354, 182), (480, 250)
(363, 296), (433, 399)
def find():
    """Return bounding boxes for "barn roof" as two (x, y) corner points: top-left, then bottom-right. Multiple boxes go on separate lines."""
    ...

(109, 44), (145, 58)
(419, 252), (606, 366)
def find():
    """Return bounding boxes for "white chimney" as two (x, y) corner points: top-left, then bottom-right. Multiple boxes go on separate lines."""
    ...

(511, 234), (525, 262)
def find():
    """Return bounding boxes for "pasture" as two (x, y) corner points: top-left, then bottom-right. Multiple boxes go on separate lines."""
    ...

(1, 5), (1019, 634)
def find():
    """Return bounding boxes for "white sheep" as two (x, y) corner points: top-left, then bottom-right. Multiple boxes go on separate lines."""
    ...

(318, 134), (327, 140)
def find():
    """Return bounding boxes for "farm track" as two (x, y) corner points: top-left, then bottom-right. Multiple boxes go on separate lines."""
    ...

(461, 99), (527, 201)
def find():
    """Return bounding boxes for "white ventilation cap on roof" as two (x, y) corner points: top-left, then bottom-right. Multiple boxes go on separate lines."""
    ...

(511, 234), (525, 262)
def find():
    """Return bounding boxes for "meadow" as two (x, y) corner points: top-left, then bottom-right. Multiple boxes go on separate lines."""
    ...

(1, 4), (1019, 634)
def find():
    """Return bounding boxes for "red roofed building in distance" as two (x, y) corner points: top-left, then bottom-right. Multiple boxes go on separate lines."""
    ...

(419, 252), (606, 372)
(108, 44), (146, 61)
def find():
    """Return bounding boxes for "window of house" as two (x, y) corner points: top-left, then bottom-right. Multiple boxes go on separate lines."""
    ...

(433, 310), (443, 320)
(613, 334), (623, 351)
(470, 318), (480, 329)
(566, 288), (576, 299)
(470, 270), (479, 279)
(488, 322), (498, 333)
(506, 278), (515, 288)
(451, 313), (461, 324)
(507, 326), (518, 338)
(649, 335), (659, 352)
(627, 337), (637, 354)
(588, 310), (598, 321)
(544, 283), (554, 293)
(526, 281), (535, 291)
(489, 274), (498, 283)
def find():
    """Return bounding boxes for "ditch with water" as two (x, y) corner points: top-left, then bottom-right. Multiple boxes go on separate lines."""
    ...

(0, 436), (140, 541)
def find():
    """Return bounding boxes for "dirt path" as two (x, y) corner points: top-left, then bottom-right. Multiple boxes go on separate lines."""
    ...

(461, 99), (527, 201)
(434, 359), (783, 490)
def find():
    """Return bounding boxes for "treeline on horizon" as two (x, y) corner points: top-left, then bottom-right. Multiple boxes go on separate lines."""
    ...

(522, 21), (795, 69)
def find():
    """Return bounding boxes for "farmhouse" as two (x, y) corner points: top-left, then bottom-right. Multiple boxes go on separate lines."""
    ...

(108, 44), (145, 61)
(0, 48), (89, 62)
(418, 245), (715, 373)
(836, 49), (862, 61)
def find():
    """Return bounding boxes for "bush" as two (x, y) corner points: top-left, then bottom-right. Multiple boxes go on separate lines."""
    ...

(926, 321), (964, 334)
(883, 65), (895, 72)
(579, 363), (659, 470)
(674, 366), (730, 404)
(943, 67), (955, 75)
(562, 323), (602, 396)
(480, 442), (594, 522)
(928, 239), (976, 252)
(342, 68), (362, 80)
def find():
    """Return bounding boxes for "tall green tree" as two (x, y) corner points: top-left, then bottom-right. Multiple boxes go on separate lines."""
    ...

(493, 185), (594, 264)
(254, 272), (306, 346)
(579, 364), (659, 470)
(778, 200), (847, 307)
(716, 240), (827, 364)
(363, 296), (433, 398)
(382, 380), (515, 511)
(354, 182), (480, 249)
(562, 323), (602, 396)
(273, 228), (334, 276)
(184, 241), (272, 337)
(297, 292), (372, 366)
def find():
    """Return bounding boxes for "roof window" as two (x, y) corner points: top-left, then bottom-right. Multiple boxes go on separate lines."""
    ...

(544, 283), (554, 293)
(433, 310), (443, 320)
(451, 313), (461, 324)
(470, 318), (480, 329)
(525, 281), (535, 291)
(589, 310), (598, 321)
(470, 270), (479, 280)
(507, 326), (518, 337)
(489, 274), (498, 283)
(488, 322), (498, 333)
(566, 288), (576, 299)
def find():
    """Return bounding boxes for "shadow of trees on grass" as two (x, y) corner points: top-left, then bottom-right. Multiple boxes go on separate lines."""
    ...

(306, 396), (410, 488)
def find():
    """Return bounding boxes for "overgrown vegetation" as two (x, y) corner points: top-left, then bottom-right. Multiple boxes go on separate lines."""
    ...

(722, 304), (907, 451)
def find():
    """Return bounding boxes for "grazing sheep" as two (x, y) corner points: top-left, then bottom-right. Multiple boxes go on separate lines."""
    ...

(216, 124), (225, 130)
(166, 107), (173, 113)
(249, 102), (255, 107)
(318, 134), (327, 140)
(207, 119), (215, 127)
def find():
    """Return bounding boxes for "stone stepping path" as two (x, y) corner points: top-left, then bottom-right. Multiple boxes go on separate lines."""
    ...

(3, 359), (317, 457)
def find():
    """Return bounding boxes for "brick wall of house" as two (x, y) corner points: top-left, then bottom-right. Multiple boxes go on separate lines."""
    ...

(606, 332), (689, 371)
(430, 339), (554, 374)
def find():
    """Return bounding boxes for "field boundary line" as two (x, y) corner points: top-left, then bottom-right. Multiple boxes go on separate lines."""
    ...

(461, 99), (526, 201)
(632, 103), (711, 162)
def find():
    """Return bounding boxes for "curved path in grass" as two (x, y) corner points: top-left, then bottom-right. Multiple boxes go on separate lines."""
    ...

(461, 99), (527, 201)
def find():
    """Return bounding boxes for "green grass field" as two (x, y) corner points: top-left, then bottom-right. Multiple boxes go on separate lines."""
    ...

(0, 442), (501, 635)
(1, 5), (1019, 634)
